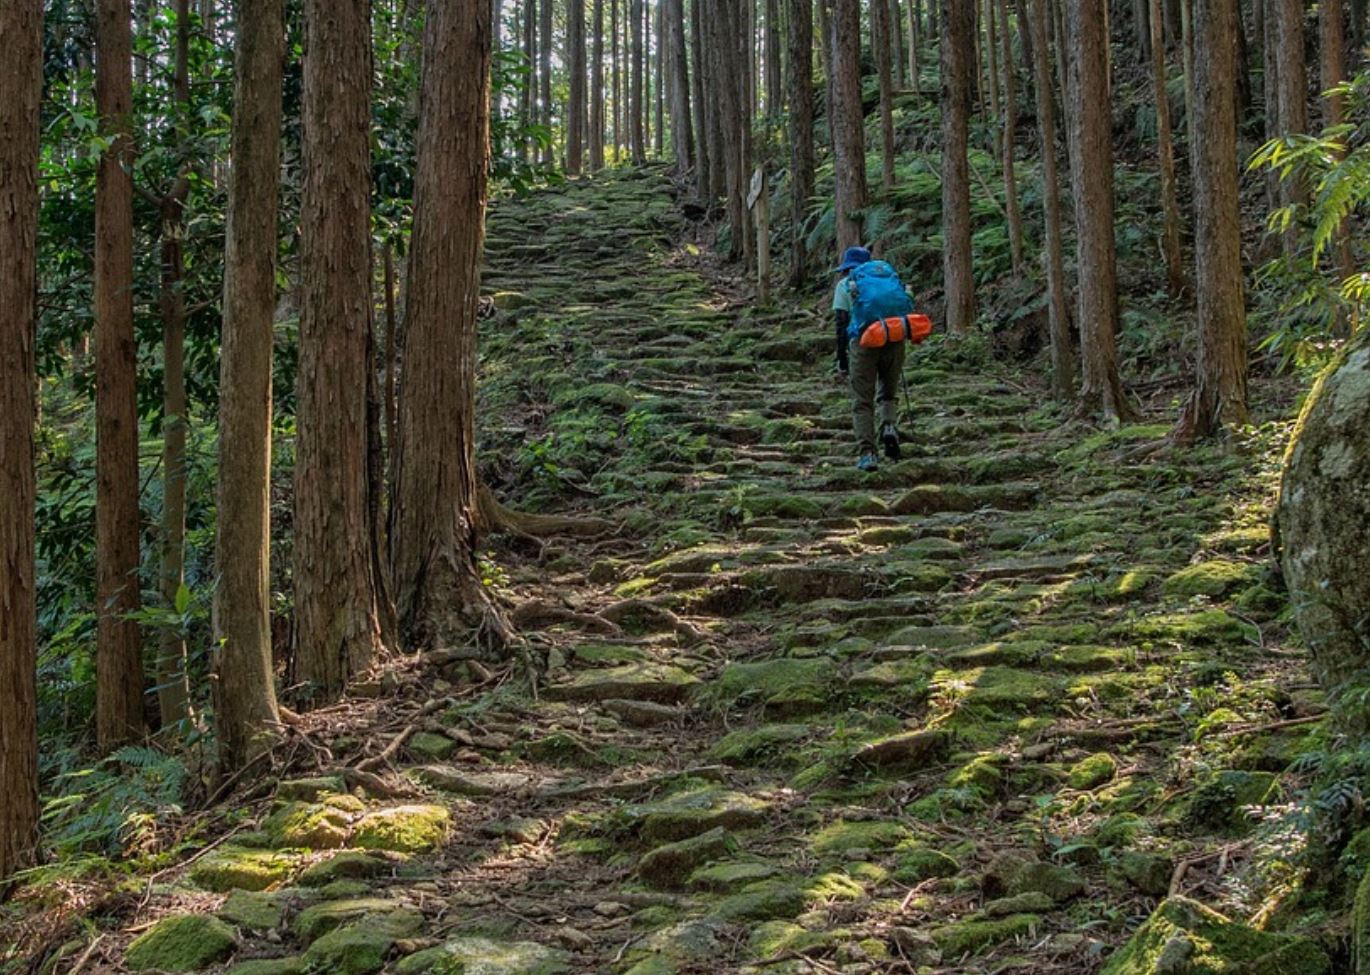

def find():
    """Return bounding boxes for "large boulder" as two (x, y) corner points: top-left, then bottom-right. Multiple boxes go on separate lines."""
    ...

(1276, 332), (1370, 733)
(1100, 896), (1329, 975)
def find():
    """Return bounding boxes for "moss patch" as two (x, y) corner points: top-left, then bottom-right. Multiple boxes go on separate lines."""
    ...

(125, 915), (238, 973)
(1099, 896), (1330, 975)
(189, 847), (297, 892)
(351, 805), (451, 854)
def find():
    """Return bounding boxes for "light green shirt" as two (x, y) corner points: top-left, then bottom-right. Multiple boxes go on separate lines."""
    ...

(832, 277), (855, 314)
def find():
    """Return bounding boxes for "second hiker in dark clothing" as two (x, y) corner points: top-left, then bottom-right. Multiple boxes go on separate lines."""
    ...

(832, 246), (920, 473)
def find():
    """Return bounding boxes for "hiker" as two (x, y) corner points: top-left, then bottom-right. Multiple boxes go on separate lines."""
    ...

(832, 246), (924, 473)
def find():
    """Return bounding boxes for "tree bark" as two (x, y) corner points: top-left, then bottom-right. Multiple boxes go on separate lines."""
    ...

(1320, 0), (1355, 331)
(666, 0), (695, 173)
(873, 0), (898, 190)
(1066, 0), (1129, 420)
(539, 0), (554, 164)
(632, 0), (647, 161)
(1262, 0), (1280, 211)
(655, 0), (666, 156)
(941, 0), (976, 332)
(766, 0), (784, 116)
(156, 0), (194, 730)
(1030, 0), (1074, 398)
(786, 0), (816, 285)
(692, 0), (718, 197)
(1149, 0), (1185, 297)
(1173, 0), (1246, 440)
(391, 0), (508, 649)
(0, 0), (41, 882)
(708, 0), (750, 257)
(214, 0), (286, 773)
(831, 0), (868, 250)
(95, 0), (146, 752)
(996, 0), (1025, 273)
(569, 0), (588, 172)
(1276, 330), (1370, 735)
(294, 0), (388, 703)
(520, 0), (535, 163)
(909, 0), (922, 95)
(613, 0), (623, 160)
(592, 0), (607, 168)
(1276, 0), (1306, 248)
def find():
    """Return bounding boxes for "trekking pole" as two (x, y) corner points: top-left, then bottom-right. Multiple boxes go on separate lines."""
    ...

(900, 363), (913, 425)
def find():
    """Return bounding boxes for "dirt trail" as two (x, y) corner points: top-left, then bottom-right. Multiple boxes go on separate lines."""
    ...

(78, 169), (1320, 975)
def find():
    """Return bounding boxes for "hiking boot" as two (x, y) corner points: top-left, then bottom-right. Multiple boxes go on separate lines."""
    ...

(881, 424), (901, 461)
(856, 454), (879, 473)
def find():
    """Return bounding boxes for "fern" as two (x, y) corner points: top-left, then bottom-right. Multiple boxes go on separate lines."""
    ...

(43, 746), (189, 856)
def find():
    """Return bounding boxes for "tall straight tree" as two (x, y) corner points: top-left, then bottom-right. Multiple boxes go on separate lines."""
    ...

(831, 0), (868, 250)
(391, 0), (503, 647)
(1149, 0), (1184, 296)
(995, 0), (1024, 273)
(765, 0), (783, 117)
(1030, 0), (1074, 397)
(592, 0), (607, 168)
(294, 0), (388, 701)
(613, 0), (623, 159)
(708, 0), (749, 257)
(1276, 0), (1306, 255)
(568, 0), (588, 172)
(786, 0), (816, 285)
(941, 0), (976, 332)
(665, 0), (695, 174)
(872, 0), (898, 190)
(152, 0), (194, 729)
(214, 0), (286, 773)
(95, 0), (146, 751)
(1066, 0), (1129, 419)
(539, 0), (553, 164)
(0, 0), (41, 883)
(520, 0), (535, 162)
(631, 0), (647, 161)
(1175, 0), (1246, 439)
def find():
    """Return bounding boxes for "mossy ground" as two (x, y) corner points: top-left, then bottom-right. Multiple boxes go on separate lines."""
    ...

(10, 170), (1331, 974)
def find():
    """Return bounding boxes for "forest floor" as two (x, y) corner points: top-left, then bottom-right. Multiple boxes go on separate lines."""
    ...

(11, 168), (1334, 975)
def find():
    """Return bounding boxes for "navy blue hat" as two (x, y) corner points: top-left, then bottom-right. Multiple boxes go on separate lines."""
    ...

(834, 245), (871, 273)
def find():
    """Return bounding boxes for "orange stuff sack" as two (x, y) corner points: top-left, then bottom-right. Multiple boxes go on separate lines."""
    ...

(858, 313), (933, 349)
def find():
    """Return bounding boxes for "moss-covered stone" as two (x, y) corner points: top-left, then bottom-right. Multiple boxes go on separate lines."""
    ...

(125, 915), (238, 973)
(225, 958), (307, 975)
(292, 897), (407, 941)
(1164, 560), (1258, 599)
(810, 819), (910, 858)
(1119, 852), (1172, 897)
(408, 732), (459, 761)
(1099, 896), (1330, 975)
(399, 937), (571, 975)
(303, 909), (423, 975)
(1069, 753), (1119, 790)
(982, 853), (1085, 903)
(711, 657), (838, 707)
(713, 879), (808, 922)
(710, 724), (809, 765)
(264, 802), (354, 850)
(1184, 771), (1279, 829)
(298, 850), (392, 887)
(217, 890), (285, 931)
(624, 787), (768, 843)
(689, 859), (783, 892)
(352, 805), (451, 854)
(189, 847), (297, 892)
(637, 827), (734, 889)
(930, 914), (1040, 957)
(544, 663), (700, 704)
(892, 841), (960, 884)
(983, 891), (1055, 916)
(1125, 609), (1256, 646)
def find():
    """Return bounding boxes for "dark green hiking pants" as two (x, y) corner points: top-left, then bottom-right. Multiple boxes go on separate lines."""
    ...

(848, 339), (905, 457)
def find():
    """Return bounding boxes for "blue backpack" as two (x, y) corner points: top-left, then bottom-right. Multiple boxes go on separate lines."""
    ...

(848, 261), (914, 340)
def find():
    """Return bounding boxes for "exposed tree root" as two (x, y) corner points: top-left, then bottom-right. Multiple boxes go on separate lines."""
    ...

(477, 482), (617, 540)
(600, 598), (708, 642)
(510, 598), (623, 635)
